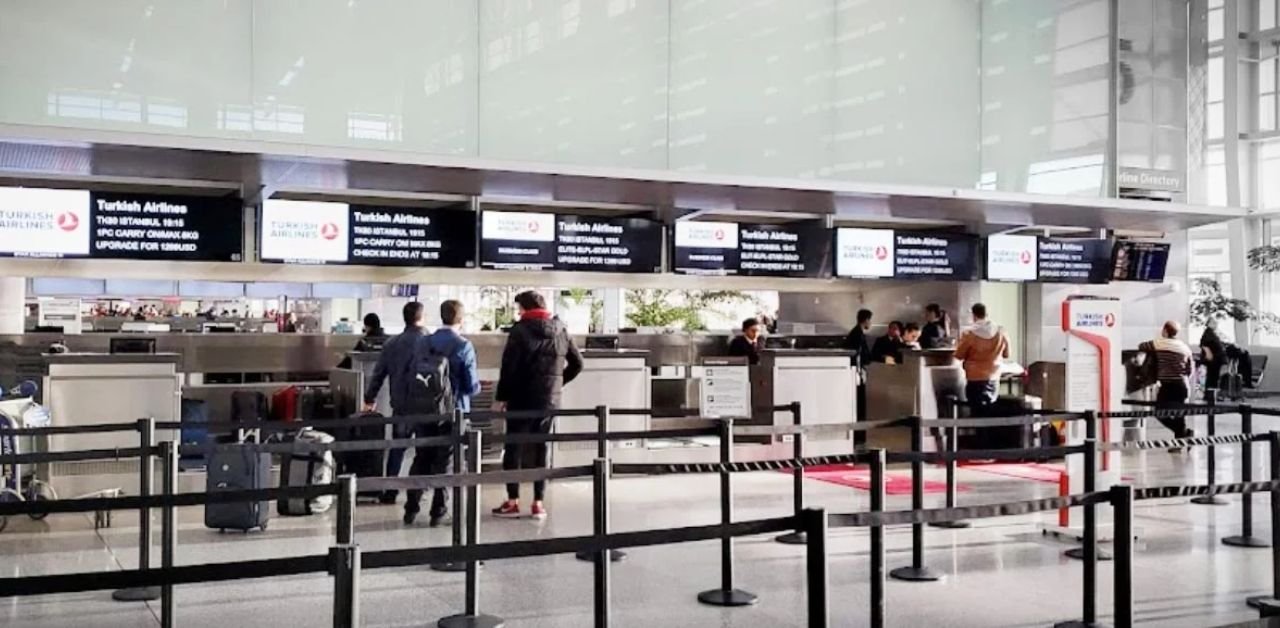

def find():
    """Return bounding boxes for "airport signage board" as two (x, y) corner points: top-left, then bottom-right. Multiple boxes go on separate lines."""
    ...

(675, 221), (830, 277)
(479, 211), (662, 273)
(1037, 238), (1112, 284)
(834, 227), (977, 280)
(0, 187), (243, 262)
(1111, 240), (1171, 282)
(260, 199), (476, 267)
(984, 234), (1039, 281)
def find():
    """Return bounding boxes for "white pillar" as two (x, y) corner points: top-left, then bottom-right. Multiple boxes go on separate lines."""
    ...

(0, 277), (25, 334)
(600, 288), (622, 334)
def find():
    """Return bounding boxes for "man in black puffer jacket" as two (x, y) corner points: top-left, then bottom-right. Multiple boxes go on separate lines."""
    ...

(491, 290), (584, 520)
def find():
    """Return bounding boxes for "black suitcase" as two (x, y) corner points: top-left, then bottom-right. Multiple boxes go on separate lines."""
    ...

(958, 396), (1035, 452)
(298, 387), (335, 421)
(226, 391), (268, 443)
(333, 413), (387, 499)
(205, 445), (272, 532)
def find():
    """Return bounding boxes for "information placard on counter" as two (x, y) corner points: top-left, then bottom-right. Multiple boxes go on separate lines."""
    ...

(0, 187), (243, 262)
(260, 199), (475, 267)
(700, 358), (751, 419)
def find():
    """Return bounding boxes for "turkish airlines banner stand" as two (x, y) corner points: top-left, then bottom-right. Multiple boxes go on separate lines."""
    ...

(1047, 295), (1124, 538)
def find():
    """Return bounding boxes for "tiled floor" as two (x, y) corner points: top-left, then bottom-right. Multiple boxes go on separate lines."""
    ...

(2, 413), (1276, 627)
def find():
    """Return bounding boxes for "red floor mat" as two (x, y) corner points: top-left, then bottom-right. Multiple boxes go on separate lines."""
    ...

(790, 464), (963, 495)
(960, 462), (1064, 483)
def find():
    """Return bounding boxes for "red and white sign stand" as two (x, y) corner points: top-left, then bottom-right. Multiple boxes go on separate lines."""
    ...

(1045, 295), (1124, 538)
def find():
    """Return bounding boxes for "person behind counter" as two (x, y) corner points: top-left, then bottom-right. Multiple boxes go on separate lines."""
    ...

(953, 303), (1010, 413)
(1141, 321), (1195, 442)
(844, 309), (874, 365)
(871, 321), (906, 364)
(921, 303), (951, 349)
(727, 317), (764, 365)
(338, 313), (389, 370)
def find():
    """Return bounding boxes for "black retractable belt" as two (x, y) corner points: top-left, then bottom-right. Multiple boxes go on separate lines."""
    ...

(113, 417), (161, 603)
(433, 410), (469, 573)
(1054, 437), (1102, 628)
(1248, 432), (1280, 617)
(160, 441), (178, 628)
(578, 406), (624, 563)
(1192, 393), (1228, 506)
(889, 416), (942, 582)
(930, 398), (969, 530)
(697, 418), (759, 607)
(593, 458), (611, 628)
(1066, 413), (1112, 562)
(777, 401), (809, 545)
(1224, 404), (1269, 548)
(438, 431), (503, 628)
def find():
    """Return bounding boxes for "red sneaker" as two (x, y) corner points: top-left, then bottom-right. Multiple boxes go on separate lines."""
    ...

(530, 501), (548, 520)
(491, 501), (521, 519)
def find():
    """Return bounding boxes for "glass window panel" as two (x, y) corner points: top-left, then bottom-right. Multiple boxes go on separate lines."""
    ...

(1208, 8), (1224, 43)
(1208, 102), (1225, 139)
(1263, 0), (1277, 30)
(1262, 94), (1277, 131)
(1208, 56), (1224, 103)
(1263, 58), (1277, 94)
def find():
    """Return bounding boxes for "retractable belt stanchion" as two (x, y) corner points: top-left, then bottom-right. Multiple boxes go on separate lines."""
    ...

(592, 458), (611, 628)
(332, 475), (360, 628)
(802, 507), (829, 628)
(1066, 413), (1111, 562)
(1054, 437), (1103, 628)
(930, 398), (969, 530)
(434, 410), (469, 572)
(890, 416), (942, 582)
(439, 431), (503, 628)
(578, 406), (624, 563)
(1224, 404), (1269, 548)
(114, 417), (161, 602)
(160, 441), (178, 628)
(1111, 485), (1134, 628)
(1192, 392), (1228, 506)
(869, 448), (886, 628)
(1247, 431), (1280, 616)
(777, 402), (809, 545)
(698, 417), (758, 607)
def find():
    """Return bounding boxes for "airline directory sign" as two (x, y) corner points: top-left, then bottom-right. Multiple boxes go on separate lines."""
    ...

(260, 199), (476, 267)
(0, 186), (242, 261)
(984, 234), (1038, 281)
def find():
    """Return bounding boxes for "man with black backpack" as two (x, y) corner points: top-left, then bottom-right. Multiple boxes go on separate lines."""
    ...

(363, 301), (459, 526)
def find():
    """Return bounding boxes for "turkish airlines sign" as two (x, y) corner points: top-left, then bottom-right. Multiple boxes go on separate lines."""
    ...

(674, 221), (739, 249)
(0, 188), (91, 257)
(834, 227), (894, 278)
(481, 211), (555, 243)
(986, 234), (1038, 281)
(260, 199), (350, 263)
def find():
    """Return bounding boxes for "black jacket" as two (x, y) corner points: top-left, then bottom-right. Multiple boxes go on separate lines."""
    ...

(920, 321), (947, 349)
(871, 335), (905, 364)
(844, 326), (871, 364)
(727, 335), (761, 365)
(495, 316), (584, 410)
(363, 327), (431, 412)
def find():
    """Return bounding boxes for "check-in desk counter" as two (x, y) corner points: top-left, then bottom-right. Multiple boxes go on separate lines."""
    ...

(749, 349), (857, 457)
(329, 352), (391, 418)
(555, 349), (651, 467)
(864, 349), (964, 449)
(41, 352), (181, 482)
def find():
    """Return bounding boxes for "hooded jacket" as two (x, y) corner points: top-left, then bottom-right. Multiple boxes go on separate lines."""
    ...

(495, 311), (584, 410)
(953, 319), (1010, 382)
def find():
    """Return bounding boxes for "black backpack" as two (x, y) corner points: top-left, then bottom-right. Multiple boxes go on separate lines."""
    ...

(403, 341), (456, 417)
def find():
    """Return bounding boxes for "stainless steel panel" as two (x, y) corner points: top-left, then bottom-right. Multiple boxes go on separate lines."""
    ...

(555, 354), (651, 467)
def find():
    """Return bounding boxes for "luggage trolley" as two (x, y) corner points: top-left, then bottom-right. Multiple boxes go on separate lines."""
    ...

(0, 381), (57, 533)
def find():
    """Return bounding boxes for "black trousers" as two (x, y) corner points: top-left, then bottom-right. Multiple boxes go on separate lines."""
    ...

(1204, 361), (1224, 391)
(406, 421), (454, 516)
(504, 415), (554, 501)
(965, 380), (998, 416)
(1155, 379), (1191, 438)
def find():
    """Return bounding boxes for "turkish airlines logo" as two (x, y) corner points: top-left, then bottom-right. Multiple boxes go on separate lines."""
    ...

(1019, 250), (1032, 264)
(714, 229), (725, 241)
(874, 245), (889, 261)
(1104, 313), (1116, 327)
(528, 220), (540, 234)
(56, 212), (79, 232)
(320, 222), (340, 240)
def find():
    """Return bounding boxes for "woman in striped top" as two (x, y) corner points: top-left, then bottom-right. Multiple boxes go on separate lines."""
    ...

(1139, 321), (1195, 440)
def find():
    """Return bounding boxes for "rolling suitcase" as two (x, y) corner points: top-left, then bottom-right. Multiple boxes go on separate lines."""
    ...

(205, 445), (272, 532)
(272, 386), (299, 422)
(333, 412), (388, 500)
(179, 398), (210, 471)
(278, 430), (336, 516)
(228, 391), (268, 443)
(297, 387), (335, 421)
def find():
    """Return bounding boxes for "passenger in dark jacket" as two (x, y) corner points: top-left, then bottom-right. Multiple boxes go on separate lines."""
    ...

(1199, 321), (1227, 391)
(491, 291), (584, 520)
(363, 303), (434, 507)
(844, 309), (873, 366)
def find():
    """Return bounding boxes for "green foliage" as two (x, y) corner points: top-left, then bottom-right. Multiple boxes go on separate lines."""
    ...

(625, 289), (758, 331)
(1190, 277), (1280, 334)
(1248, 245), (1280, 273)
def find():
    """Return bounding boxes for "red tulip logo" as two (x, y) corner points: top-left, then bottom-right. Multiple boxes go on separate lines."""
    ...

(1019, 250), (1032, 264)
(714, 229), (725, 241)
(56, 212), (79, 232)
(874, 246), (888, 260)
(1104, 313), (1116, 327)
(528, 220), (540, 233)
(320, 222), (340, 240)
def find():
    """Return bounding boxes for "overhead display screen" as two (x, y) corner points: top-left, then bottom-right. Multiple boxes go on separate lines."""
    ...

(0, 187), (243, 261)
(834, 228), (977, 280)
(260, 199), (475, 267)
(984, 234), (1039, 281)
(1038, 238), (1112, 284)
(479, 211), (662, 273)
(1111, 241), (1171, 282)
(673, 221), (830, 277)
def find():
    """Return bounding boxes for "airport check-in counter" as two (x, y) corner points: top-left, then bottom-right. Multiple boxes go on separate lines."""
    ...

(330, 352), (391, 418)
(555, 349), (651, 467)
(749, 349), (857, 457)
(864, 349), (964, 449)
(40, 352), (181, 487)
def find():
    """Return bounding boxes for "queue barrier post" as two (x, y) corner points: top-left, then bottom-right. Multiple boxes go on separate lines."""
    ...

(802, 507), (829, 628)
(160, 440), (178, 628)
(889, 416), (942, 583)
(331, 544), (361, 628)
(438, 430), (503, 628)
(1224, 404), (1269, 548)
(1054, 437), (1102, 628)
(336, 474), (356, 545)
(869, 448), (886, 628)
(697, 417), (759, 607)
(593, 458), (611, 628)
(1111, 485), (1134, 628)
(1066, 413), (1111, 562)
(1191, 392), (1228, 506)
(578, 406), (624, 563)
(777, 402), (809, 545)
(433, 410), (469, 572)
(929, 398), (969, 529)
(1247, 431), (1280, 616)
(113, 417), (161, 602)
